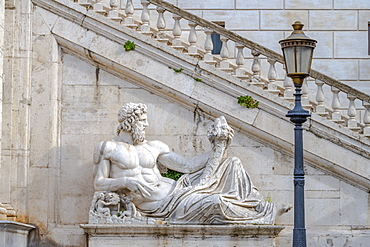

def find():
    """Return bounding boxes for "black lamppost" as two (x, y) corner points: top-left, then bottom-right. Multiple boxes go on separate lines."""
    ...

(279, 21), (317, 247)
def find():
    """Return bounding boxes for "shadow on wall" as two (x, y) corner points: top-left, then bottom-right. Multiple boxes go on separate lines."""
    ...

(28, 226), (61, 247)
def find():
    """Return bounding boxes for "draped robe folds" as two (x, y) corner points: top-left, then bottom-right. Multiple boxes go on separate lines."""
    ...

(140, 157), (278, 225)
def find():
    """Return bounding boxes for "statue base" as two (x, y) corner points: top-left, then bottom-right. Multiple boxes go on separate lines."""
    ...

(80, 224), (285, 247)
(0, 221), (35, 247)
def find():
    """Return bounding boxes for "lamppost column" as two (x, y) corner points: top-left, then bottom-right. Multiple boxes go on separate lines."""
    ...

(286, 84), (310, 247)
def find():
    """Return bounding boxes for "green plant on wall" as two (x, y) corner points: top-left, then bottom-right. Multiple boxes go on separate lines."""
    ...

(123, 41), (136, 51)
(266, 193), (272, 203)
(237, 95), (259, 108)
(161, 169), (183, 181)
(173, 68), (184, 73)
(117, 209), (125, 217)
(194, 78), (202, 82)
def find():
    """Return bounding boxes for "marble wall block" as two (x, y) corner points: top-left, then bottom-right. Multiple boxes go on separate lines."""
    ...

(235, 0), (283, 9)
(309, 11), (357, 30)
(285, 0), (332, 9)
(261, 10), (309, 30)
(334, 0), (370, 9)
(334, 31), (368, 59)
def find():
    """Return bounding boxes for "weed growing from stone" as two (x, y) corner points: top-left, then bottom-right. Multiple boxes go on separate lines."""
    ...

(161, 169), (183, 181)
(124, 41), (136, 51)
(173, 68), (183, 73)
(237, 95), (259, 108)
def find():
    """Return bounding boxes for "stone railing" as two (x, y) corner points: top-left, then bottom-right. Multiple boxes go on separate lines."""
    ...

(73, 0), (370, 138)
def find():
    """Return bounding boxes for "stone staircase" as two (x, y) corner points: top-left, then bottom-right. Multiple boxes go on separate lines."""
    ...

(20, 0), (370, 245)
(32, 0), (370, 191)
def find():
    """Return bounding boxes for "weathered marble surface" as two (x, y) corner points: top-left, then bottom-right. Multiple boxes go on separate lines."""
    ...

(0, 221), (35, 247)
(80, 224), (285, 247)
(90, 103), (290, 224)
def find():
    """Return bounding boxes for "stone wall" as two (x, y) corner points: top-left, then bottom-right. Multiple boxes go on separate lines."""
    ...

(1, 0), (32, 222)
(0, 0), (4, 222)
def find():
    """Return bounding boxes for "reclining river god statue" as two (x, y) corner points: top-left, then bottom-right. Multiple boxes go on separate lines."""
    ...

(89, 103), (291, 224)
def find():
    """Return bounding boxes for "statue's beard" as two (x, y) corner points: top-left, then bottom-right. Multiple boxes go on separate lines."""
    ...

(132, 125), (145, 144)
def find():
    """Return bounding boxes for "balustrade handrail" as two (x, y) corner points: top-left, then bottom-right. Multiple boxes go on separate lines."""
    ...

(148, 0), (370, 103)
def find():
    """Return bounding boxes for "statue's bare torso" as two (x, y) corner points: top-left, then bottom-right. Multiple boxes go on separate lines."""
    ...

(95, 138), (176, 211)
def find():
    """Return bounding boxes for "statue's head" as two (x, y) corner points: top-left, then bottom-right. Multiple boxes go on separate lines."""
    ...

(117, 103), (148, 143)
(122, 196), (131, 203)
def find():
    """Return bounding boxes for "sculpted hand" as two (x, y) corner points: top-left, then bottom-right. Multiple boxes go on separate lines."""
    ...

(126, 178), (153, 197)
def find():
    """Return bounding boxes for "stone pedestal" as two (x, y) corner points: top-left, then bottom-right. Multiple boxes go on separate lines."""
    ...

(80, 224), (285, 247)
(0, 221), (35, 247)
(0, 204), (7, 220)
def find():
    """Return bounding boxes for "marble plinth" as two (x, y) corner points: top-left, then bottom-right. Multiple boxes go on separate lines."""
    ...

(0, 221), (35, 247)
(80, 224), (285, 247)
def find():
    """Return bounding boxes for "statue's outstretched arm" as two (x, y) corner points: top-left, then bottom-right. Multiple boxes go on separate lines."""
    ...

(157, 151), (211, 174)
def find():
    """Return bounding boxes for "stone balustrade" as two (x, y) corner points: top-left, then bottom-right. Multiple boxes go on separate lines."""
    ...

(72, 0), (370, 138)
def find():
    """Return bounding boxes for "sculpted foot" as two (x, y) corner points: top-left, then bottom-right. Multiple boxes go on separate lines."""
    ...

(276, 203), (293, 217)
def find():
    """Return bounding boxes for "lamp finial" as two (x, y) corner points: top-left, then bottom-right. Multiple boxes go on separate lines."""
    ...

(292, 21), (304, 31)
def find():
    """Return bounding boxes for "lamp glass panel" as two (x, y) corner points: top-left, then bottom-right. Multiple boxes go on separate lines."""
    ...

(282, 46), (295, 74)
(283, 45), (314, 75)
(295, 46), (313, 74)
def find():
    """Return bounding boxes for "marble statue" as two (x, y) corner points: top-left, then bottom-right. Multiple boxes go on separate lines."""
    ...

(90, 103), (290, 224)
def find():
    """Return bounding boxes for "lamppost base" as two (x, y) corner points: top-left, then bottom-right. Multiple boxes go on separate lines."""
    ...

(293, 228), (306, 247)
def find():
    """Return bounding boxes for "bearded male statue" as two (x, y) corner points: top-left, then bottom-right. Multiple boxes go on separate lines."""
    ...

(92, 103), (290, 224)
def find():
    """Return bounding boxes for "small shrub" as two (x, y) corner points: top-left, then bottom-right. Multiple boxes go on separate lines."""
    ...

(123, 41), (136, 51)
(173, 68), (183, 73)
(237, 95), (259, 108)
(161, 169), (183, 181)
(194, 78), (202, 82)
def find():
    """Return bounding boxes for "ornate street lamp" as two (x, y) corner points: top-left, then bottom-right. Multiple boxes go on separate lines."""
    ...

(279, 21), (317, 247)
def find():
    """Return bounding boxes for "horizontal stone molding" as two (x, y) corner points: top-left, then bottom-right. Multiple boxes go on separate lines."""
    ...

(0, 221), (35, 235)
(81, 224), (285, 246)
(81, 223), (285, 236)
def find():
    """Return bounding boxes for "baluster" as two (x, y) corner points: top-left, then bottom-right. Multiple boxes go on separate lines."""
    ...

(172, 14), (184, 51)
(331, 87), (344, 123)
(93, 0), (107, 15)
(155, 7), (168, 44)
(108, 0), (122, 22)
(267, 58), (279, 95)
(203, 29), (216, 66)
(78, 0), (92, 8)
(124, 0), (137, 29)
(140, 0), (152, 36)
(301, 78), (310, 109)
(187, 22), (199, 57)
(219, 36), (233, 73)
(250, 50), (263, 87)
(315, 80), (328, 117)
(118, 0), (126, 17)
(347, 94), (360, 131)
(283, 69), (294, 102)
(363, 101), (370, 137)
(234, 43), (248, 80)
